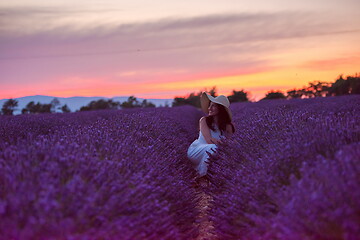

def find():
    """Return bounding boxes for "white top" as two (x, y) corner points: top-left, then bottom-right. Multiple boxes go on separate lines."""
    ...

(196, 125), (222, 144)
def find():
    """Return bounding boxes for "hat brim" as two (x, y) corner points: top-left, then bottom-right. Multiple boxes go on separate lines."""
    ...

(200, 92), (232, 121)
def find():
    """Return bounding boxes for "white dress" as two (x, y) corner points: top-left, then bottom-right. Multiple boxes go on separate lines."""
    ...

(187, 126), (222, 176)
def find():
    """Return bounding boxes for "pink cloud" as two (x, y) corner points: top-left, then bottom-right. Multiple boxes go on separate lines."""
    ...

(300, 55), (360, 71)
(1, 11), (359, 99)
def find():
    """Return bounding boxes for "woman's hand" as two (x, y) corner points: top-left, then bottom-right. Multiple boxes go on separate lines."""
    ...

(210, 137), (222, 144)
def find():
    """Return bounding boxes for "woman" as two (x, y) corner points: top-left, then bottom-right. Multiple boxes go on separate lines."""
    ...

(187, 92), (235, 178)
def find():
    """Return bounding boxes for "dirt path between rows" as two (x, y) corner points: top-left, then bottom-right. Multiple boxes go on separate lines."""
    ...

(194, 181), (217, 240)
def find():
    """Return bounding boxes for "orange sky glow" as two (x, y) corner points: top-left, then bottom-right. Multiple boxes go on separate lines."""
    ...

(1, 0), (359, 101)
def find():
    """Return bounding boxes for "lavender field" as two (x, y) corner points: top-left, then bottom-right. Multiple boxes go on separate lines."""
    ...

(0, 106), (202, 239)
(1, 95), (360, 239)
(207, 95), (360, 240)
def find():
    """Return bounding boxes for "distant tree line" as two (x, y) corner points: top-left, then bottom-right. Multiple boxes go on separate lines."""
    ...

(261, 74), (360, 100)
(173, 87), (218, 108)
(1, 73), (359, 115)
(79, 96), (155, 111)
(172, 73), (360, 106)
(0, 98), (71, 116)
(172, 87), (249, 108)
(172, 86), (251, 107)
(0, 96), (156, 116)
(1, 99), (19, 116)
(21, 98), (71, 114)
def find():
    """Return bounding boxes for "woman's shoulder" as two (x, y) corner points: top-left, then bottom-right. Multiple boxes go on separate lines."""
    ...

(199, 117), (211, 132)
(199, 116), (207, 122)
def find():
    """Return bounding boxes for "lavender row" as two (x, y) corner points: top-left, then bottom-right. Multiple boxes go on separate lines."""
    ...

(247, 142), (360, 239)
(0, 106), (202, 239)
(206, 95), (360, 239)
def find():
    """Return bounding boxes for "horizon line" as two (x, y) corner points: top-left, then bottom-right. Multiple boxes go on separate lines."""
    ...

(0, 94), (176, 101)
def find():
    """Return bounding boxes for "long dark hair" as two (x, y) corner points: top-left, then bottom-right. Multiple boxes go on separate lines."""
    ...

(205, 103), (235, 134)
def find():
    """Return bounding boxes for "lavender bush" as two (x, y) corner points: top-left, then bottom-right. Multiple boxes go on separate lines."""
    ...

(249, 142), (360, 240)
(206, 95), (360, 239)
(0, 106), (203, 239)
(1, 94), (359, 239)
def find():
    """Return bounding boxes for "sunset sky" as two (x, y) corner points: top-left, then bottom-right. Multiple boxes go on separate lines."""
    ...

(1, 0), (359, 101)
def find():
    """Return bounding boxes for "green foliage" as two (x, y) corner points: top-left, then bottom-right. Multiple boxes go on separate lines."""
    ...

(80, 99), (120, 111)
(1, 98), (18, 115)
(228, 89), (249, 103)
(22, 101), (52, 114)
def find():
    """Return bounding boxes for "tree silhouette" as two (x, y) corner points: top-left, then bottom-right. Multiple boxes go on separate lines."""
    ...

(140, 99), (155, 108)
(172, 86), (217, 107)
(261, 90), (286, 100)
(119, 96), (155, 108)
(348, 74), (360, 94)
(50, 98), (61, 113)
(22, 101), (34, 114)
(208, 86), (217, 97)
(80, 99), (120, 111)
(120, 96), (141, 108)
(22, 101), (52, 114)
(39, 103), (52, 113)
(61, 104), (71, 113)
(1, 98), (18, 115)
(327, 74), (360, 96)
(228, 89), (249, 103)
(286, 89), (303, 99)
(172, 73), (359, 104)
(306, 81), (332, 97)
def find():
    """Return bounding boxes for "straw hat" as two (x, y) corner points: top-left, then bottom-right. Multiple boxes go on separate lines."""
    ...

(200, 92), (232, 121)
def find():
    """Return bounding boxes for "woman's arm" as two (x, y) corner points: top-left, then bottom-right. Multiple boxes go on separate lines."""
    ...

(199, 117), (220, 144)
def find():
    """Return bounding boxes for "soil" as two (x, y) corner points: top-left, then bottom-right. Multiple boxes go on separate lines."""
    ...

(193, 178), (217, 240)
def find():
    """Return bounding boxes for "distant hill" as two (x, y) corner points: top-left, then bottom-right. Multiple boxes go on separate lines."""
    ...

(0, 95), (174, 115)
